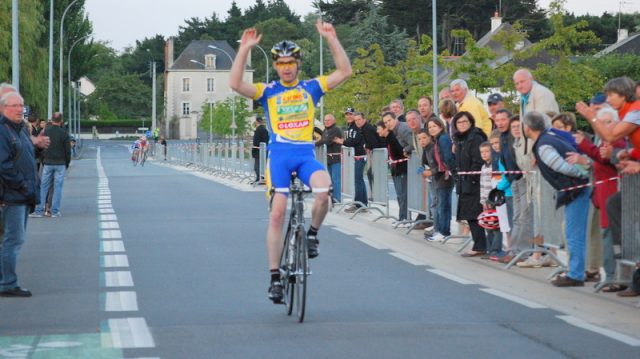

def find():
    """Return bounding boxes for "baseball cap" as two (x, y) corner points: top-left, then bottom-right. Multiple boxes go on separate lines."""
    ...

(590, 92), (606, 105)
(345, 107), (355, 114)
(487, 93), (503, 104)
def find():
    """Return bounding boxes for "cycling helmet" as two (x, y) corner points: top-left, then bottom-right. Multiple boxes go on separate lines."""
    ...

(478, 209), (500, 230)
(486, 188), (506, 207)
(271, 40), (301, 61)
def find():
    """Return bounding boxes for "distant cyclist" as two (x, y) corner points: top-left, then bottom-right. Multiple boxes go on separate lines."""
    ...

(131, 135), (149, 164)
(230, 20), (352, 303)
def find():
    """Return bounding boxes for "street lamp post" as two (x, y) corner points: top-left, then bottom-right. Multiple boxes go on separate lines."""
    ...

(47, 0), (55, 119)
(207, 45), (236, 139)
(189, 59), (214, 142)
(11, 0), (19, 90)
(236, 40), (269, 83)
(59, 0), (79, 114)
(432, 0), (438, 115)
(68, 35), (89, 136)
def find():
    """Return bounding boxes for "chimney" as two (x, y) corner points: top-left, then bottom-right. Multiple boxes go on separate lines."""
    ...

(618, 28), (629, 43)
(165, 38), (174, 69)
(491, 11), (502, 32)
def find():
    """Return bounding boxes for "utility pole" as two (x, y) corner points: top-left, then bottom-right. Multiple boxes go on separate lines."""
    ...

(11, 0), (19, 91)
(152, 61), (157, 133)
(432, 0), (438, 115)
(47, 0), (54, 119)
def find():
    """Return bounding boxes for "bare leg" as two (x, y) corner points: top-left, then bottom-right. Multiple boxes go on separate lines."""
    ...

(267, 193), (287, 270)
(309, 170), (331, 230)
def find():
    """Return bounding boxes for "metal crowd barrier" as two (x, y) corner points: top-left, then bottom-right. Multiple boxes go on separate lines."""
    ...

(315, 144), (327, 170)
(405, 153), (432, 233)
(165, 141), (255, 182)
(258, 142), (267, 184)
(368, 148), (395, 221)
(336, 147), (356, 209)
(621, 173), (640, 266)
(504, 172), (567, 273)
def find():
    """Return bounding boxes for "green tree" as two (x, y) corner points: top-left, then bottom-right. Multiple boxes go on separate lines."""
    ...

(583, 54), (640, 82)
(399, 35), (435, 107)
(0, 0), (48, 117)
(313, 0), (375, 25)
(325, 44), (403, 123)
(347, 3), (408, 65)
(201, 97), (252, 137)
(86, 73), (151, 119)
(444, 29), (497, 93)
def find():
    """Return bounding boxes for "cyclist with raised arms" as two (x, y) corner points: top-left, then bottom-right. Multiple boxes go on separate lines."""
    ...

(230, 20), (352, 303)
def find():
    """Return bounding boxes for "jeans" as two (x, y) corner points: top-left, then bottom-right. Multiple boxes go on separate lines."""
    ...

(564, 189), (591, 281)
(354, 159), (368, 207)
(328, 162), (342, 202)
(392, 174), (407, 220)
(435, 187), (452, 236)
(486, 229), (503, 254)
(35, 164), (66, 215)
(0, 205), (29, 291)
(253, 156), (260, 181)
(601, 228), (615, 279)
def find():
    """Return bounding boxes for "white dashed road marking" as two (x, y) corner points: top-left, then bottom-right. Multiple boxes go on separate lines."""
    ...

(479, 288), (547, 309)
(557, 315), (640, 347)
(426, 269), (476, 285)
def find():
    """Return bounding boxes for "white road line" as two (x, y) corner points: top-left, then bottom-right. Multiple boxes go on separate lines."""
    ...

(100, 221), (120, 229)
(102, 254), (129, 268)
(101, 230), (122, 239)
(100, 214), (118, 221)
(355, 236), (386, 250)
(389, 252), (426, 266)
(101, 241), (126, 253)
(98, 199), (112, 205)
(98, 203), (113, 209)
(99, 208), (115, 214)
(480, 288), (547, 309)
(333, 227), (354, 236)
(103, 318), (155, 349)
(104, 291), (139, 311)
(427, 269), (476, 285)
(103, 271), (134, 287)
(98, 195), (111, 200)
(556, 315), (640, 347)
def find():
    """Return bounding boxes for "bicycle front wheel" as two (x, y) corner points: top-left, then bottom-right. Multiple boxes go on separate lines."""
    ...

(294, 227), (308, 322)
(280, 224), (295, 316)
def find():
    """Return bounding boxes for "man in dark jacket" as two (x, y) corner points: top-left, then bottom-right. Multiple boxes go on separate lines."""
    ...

(335, 110), (368, 211)
(251, 117), (269, 183)
(524, 111), (590, 287)
(316, 114), (342, 202)
(31, 113), (70, 218)
(0, 91), (38, 297)
(379, 115), (409, 221)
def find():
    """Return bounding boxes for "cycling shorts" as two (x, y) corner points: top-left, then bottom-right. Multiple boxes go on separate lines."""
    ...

(268, 145), (325, 191)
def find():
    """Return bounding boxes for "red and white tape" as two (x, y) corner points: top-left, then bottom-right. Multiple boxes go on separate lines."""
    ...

(557, 176), (619, 192)
(456, 170), (536, 175)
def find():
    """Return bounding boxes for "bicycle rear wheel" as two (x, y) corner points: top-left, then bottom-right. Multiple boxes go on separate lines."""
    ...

(294, 227), (308, 322)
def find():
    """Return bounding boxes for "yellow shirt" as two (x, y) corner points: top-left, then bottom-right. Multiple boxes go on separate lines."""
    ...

(458, 95), (492, 137)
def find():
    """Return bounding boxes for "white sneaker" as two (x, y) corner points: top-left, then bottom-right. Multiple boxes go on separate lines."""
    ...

(426, 232), (445, 242)
(516, 256), (544, 268)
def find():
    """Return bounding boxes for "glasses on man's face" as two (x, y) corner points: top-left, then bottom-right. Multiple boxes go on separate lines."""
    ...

(457, 119), (470, 124)
(275, 61), (297, 69)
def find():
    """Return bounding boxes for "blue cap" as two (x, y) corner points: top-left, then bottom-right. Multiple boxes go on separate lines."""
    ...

(590, 92), (606, 105)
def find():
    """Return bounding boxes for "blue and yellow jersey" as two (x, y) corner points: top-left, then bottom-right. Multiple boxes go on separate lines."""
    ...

(253, 76), (329, 149)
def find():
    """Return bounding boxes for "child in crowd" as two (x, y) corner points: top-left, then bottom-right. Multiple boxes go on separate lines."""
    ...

(489, 130), (512, 256)
(479, 142), (503, 256)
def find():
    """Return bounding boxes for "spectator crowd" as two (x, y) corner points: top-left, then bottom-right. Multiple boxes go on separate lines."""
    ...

(311, 70), (640, 296)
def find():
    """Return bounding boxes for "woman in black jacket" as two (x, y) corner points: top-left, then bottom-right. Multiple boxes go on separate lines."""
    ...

(452, 111), (487, 256)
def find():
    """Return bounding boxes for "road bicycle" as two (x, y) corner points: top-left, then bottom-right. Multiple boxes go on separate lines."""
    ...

(276, 174), (312, 322)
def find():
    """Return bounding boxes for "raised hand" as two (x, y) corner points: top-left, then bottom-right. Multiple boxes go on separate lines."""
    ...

(315, 19), (337, 40)
(239, 28), (262, 48)
(575, 101), (596, 124)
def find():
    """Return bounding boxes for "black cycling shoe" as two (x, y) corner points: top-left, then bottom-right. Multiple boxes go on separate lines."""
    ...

(268, 282), (284, 304)
(307, 234), (319, 259)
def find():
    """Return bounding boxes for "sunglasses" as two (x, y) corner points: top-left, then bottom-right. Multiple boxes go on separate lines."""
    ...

(275, 61), (297, 69)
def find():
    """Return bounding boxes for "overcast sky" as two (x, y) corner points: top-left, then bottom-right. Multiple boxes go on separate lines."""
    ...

(85, 0), (640, 52)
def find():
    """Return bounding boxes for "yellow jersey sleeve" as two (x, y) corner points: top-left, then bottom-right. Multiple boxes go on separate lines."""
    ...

(253, 83), (266, 101)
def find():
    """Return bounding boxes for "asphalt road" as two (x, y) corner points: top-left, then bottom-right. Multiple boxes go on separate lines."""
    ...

(1, 142), (639, 359)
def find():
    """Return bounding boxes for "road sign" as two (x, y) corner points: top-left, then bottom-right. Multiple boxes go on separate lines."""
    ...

(146, 130), (152, 137)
